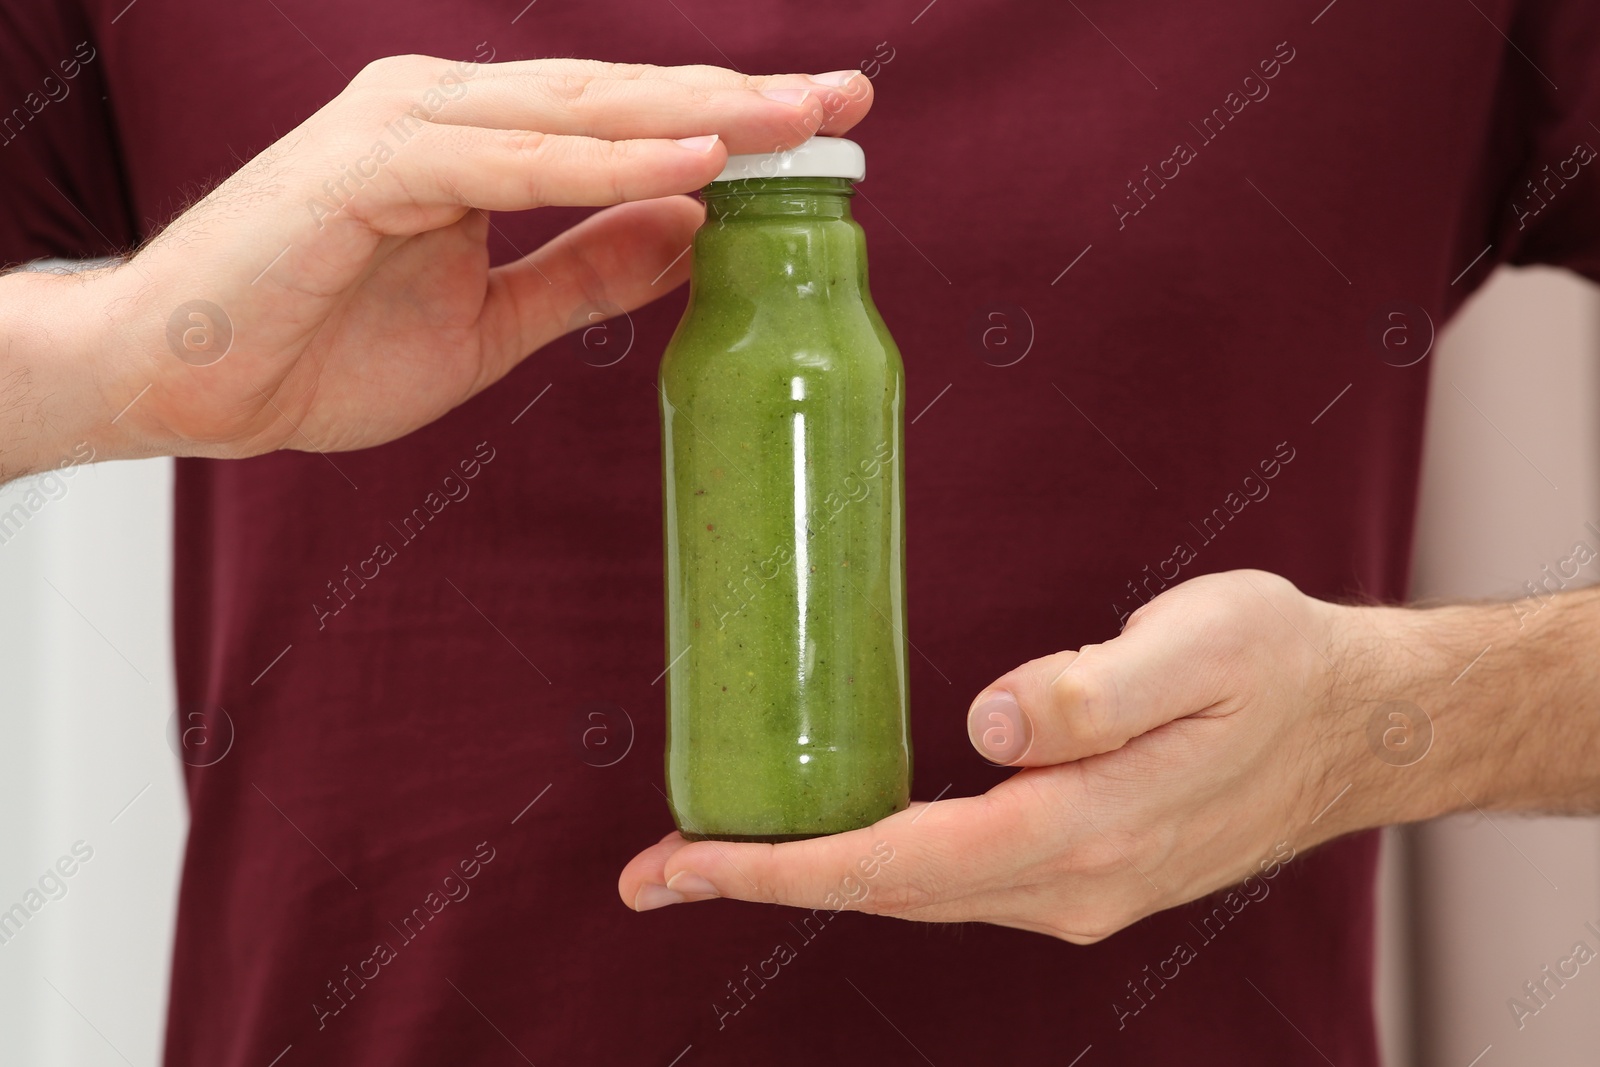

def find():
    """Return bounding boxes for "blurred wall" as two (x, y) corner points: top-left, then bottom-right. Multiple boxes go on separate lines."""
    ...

(0, 456), (184, 1065)
(1401, 265), (1600, 1067)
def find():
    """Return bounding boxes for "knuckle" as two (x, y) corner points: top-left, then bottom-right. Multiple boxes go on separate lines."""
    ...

(722, 858), (784, 906)
(1049, 661), (1122, 752)
(1236, 567), (1296, 596)
(540, 72), (600, 109)
(1065, 905), (1127, 943)
(864, 876), (936, 915)
(1123, 597), (1158, 629)
(1166, 578), (1255, 653)
(649, 62), (726, 82)
(353, 53), (435, 88)
(502, 128), (549, 157)
(678, 83), (718, 110)
(510, 115), (641, 206)
(1067, 834), (1126, 878)
(496, 131), (555, 205)
(595, 140), (631, 202)
(607, 62), (661, 81)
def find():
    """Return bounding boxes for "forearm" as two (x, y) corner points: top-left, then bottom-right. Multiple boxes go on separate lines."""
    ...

(1337, 583), (1600, 831)
(0, 265), (141, 484)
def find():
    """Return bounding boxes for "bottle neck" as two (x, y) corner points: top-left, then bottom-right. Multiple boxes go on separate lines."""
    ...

(701, 176), (856, 223)
(688, 176), (869, 306)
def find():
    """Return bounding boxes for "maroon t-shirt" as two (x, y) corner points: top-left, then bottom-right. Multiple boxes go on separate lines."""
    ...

(5, 1), (1600, 1063)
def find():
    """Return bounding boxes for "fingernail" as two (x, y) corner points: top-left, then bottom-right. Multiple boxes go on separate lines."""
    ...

(666, 870), (720, 898)
(808, 70), (860, 87)
(759, 87), (812, 106)
(968, 692), (1032, 766)
(673, 134), (720, 154)
(634, 884), (687, 911)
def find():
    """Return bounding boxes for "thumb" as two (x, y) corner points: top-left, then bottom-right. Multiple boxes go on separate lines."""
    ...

(966, 604), (1231, 767)
(476, 193), (704, 385)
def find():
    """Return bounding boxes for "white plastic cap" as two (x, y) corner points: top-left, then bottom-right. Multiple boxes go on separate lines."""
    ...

(709, 136), (865, 184)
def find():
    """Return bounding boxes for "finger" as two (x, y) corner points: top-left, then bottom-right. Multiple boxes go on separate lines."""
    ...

(473, 58), (861, 94)
(368, 126), (729, 229)
(429, 72), (872, 153)
(369, 55), (859, 94)
(967, 607), (1235, 767)
(475, 194), (702, 384)
(625, 792), (1046, 919)
(617, 831), (722, 911)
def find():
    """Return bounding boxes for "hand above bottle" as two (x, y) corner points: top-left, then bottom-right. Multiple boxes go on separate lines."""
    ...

(0, 57), (870, 482)
(620, 568), (1600, 940)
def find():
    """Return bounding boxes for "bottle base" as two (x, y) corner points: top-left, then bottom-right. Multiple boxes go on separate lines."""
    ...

(677, 804), (908, 842)
(680, 830), (834, 843)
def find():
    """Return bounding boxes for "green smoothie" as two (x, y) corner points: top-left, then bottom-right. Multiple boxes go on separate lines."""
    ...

(659, 148), (911, 841)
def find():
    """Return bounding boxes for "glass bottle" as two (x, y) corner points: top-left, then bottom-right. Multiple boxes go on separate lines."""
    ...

(659, 137), (911, 841)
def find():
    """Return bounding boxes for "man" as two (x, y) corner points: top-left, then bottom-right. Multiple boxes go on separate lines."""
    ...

(2, 0), (1597, 1064)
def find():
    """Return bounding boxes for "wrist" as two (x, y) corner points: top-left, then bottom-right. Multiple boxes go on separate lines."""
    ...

(1322, 588), (1600, 836)
(0, 264), (154, 481)
(1308, 598), (1479, 840)
(1331, 601), (1480, 833)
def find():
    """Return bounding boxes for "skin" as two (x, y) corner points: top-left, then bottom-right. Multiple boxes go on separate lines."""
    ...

(4, 55), (1596, 947)
(0, 56), (873, 480)
(619, 570), (1600, 941)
